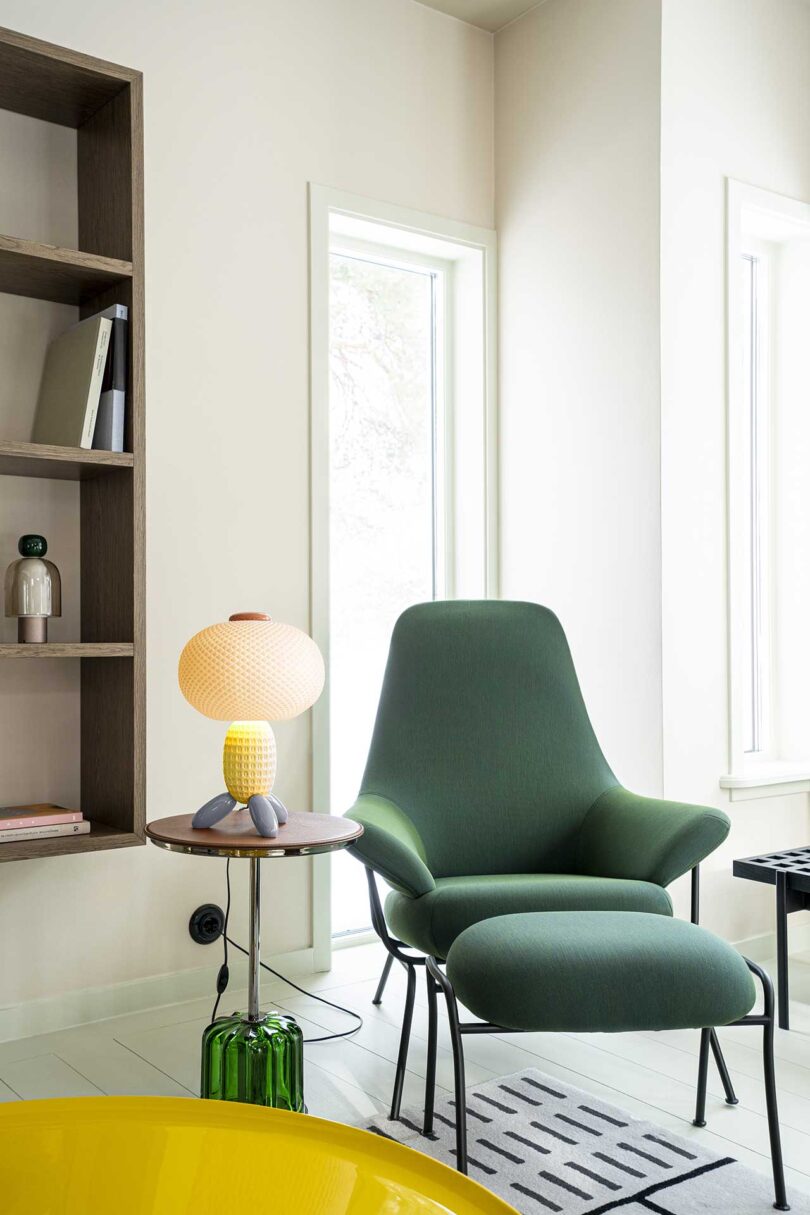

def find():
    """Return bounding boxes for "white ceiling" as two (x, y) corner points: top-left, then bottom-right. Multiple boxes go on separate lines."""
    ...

(414, 0), (540, 33)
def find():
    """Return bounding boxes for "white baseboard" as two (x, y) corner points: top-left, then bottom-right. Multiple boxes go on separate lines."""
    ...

(4, 916), (806, 1047)
(733, 917), (810, 964)
(0, 946), (315, 1045)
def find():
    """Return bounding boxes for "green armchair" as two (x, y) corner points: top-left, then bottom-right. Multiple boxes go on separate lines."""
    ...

(345, 601), (730, 1114)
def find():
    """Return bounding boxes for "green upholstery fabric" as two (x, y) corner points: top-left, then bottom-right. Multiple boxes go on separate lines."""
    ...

(343, 795), (434, 898)
(344, 601), (730, 959)
(356, 601), (615, 877)
(446, 912), (757, 1033)
(385, 874), (672, 960)
(578, 787), (731, 888)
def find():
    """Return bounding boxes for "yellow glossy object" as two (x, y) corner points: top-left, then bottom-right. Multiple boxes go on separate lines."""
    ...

(0, 1096), (518, 1215)
(222, 720), (276, 803)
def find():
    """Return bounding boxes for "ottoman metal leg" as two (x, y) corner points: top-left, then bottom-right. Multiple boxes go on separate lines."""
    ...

(702, 960), (789, 1211)
(693, 1027), (711, 1127)
(710, 1028), (739, 1105)
(391, 961), (416, 1120)
(741, 959), (789, 1211)
(691, 868), (738, 1107)
(428, 956), (468, 1174)
(427, 952), (789, 1208)
(424, 967), (439, 1136)
(373, 954), (394, 1005)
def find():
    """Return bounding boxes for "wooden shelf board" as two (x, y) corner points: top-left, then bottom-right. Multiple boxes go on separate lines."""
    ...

(0, 643), (133, 659)
(0, 821), (144, 863)
(0, 26), (138, 128)
(0, 234), (132, 305)
(0, 440), (133, 481)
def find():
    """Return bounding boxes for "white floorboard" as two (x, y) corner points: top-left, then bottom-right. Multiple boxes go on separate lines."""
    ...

(1, 940), (809, 1207)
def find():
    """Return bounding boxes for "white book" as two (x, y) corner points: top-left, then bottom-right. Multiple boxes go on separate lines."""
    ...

(92, 303), (128, 453)
(0, 820), (90, 843)
(32, 316), (112, 450)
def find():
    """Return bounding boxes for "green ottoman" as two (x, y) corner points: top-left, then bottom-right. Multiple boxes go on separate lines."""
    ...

(424, 911), (789, 1210)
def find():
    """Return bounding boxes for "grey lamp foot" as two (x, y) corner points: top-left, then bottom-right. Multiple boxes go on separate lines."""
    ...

(268, 793), (289, 824)
(249, 794), (279, 837)
(191, 790), (289, 838)
(192, 792), (236, 828)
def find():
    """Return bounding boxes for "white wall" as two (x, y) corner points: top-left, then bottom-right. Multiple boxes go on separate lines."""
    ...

(495, 0), (664, 796)
(660, 0), (810, 937)
(0, 0), (493, 1009)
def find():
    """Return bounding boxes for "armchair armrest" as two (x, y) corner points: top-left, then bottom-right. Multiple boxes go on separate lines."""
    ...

(578, 786), (730, 888)
(344, 794), (435, 898)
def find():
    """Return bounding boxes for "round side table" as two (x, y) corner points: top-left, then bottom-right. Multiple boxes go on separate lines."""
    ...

(146, 810), (363, 1111)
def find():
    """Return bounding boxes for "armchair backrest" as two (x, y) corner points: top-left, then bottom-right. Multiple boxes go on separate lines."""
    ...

(359, 600), (617, 878)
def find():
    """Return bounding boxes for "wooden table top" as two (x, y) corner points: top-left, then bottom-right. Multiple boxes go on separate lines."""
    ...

(146, 810), (363, 859)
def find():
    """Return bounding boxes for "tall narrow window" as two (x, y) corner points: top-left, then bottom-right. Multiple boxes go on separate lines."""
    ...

(310, 188), (496, 946)
(724, 180), (810, 799)
(328, 245), (446, 937)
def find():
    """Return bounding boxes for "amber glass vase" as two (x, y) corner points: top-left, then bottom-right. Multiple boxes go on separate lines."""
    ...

(201, 1011), (304, 1110)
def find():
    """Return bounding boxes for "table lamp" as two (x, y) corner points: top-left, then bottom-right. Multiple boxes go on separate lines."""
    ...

(178, 612), (324, 837)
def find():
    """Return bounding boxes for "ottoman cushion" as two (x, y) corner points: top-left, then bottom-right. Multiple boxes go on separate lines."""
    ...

(445, 911), (756, 1033)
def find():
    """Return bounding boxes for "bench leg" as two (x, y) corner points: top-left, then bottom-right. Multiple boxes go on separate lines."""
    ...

(373, 953), (394, 1006)
(390, 960), (416, 1120)
(775, 873), (790, 1031)
(693, 1027), (711, 1127)
(423, 968), (439, 1136)
(427, 956), (468, 1174)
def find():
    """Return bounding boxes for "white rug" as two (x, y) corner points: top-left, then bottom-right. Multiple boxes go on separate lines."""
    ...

(365, 1068), (807, 1214)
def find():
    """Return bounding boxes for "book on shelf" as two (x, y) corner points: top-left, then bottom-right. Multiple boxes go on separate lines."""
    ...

(0, 803), (83, 831)
(0, 820), (90, 843)
(32, 315), (112, 449)
(92, 303), (128, 453)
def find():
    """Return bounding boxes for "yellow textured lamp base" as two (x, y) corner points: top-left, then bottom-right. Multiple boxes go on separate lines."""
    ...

(223, 721), (277, 803)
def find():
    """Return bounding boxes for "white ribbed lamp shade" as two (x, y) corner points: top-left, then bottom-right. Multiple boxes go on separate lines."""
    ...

(178, 613), (325, 722)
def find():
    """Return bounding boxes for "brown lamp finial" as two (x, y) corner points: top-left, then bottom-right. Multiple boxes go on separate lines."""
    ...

(229, 612), (271, 622)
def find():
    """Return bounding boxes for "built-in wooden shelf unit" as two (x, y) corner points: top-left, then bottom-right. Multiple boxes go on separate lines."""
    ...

(0, 27), (144, 862)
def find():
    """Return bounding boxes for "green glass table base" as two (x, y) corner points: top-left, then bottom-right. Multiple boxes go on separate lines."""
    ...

(201, 1011), (304, 1110)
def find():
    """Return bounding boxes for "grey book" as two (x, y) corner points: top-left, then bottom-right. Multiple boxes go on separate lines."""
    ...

(92, 304), (128, 453)
(32, 315), (112, 449)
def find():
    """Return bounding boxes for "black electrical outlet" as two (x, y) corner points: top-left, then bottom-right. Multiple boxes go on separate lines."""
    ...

(189, 903), (225, 945)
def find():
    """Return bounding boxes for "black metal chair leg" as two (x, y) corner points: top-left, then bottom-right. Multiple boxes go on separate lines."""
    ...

(423, 969), (438, 1136)
(744, 959), (790, 1210)
(427, 956), (467, 1175)
(690, 867), (739, 1108)
(390, 961), (416, 1120)
(709, 1029), (739, 1105)
(693, 1027), (711, 1127)
(373, 953), (394, 1006)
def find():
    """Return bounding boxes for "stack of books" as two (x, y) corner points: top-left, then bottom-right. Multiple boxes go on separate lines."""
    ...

(0, 804), (90, 844)
(32, 303), (128, 453)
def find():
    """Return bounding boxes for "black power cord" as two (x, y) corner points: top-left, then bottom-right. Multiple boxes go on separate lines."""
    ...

(210, 858), (363, 1044)
(210, 859), (232, 1023)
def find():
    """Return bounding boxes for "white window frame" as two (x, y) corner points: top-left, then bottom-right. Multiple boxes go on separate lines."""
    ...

(308, 185), (498, 965)
(723, 179), (810, 800)
(739, 241), (774, 761)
